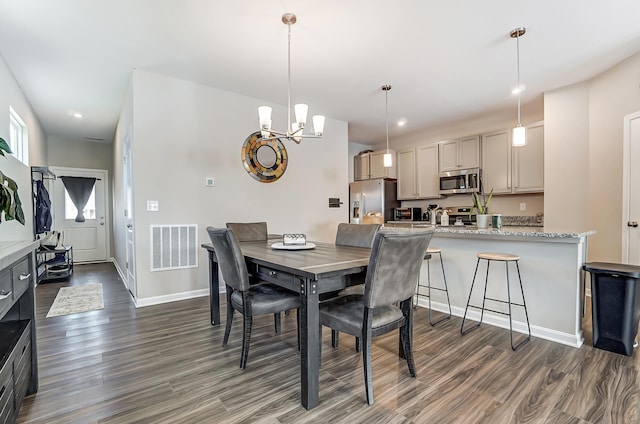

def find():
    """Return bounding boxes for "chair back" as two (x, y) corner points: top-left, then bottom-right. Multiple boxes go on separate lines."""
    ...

(335, 223), (381, 248)
(225, 222), (268, 242)
(206, 227), (251, 292)
(363, 228), (435, 308)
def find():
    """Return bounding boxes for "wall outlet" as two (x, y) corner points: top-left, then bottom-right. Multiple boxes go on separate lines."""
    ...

(520, 202), (526, 211)
(147, 200), (159, 212)
(205, 177), (215, 187)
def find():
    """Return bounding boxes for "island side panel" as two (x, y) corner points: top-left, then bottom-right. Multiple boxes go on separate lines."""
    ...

(426, 234), (585, 347)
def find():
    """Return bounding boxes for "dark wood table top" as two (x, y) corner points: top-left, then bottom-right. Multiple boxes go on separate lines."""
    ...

(202, 240), (370, 281)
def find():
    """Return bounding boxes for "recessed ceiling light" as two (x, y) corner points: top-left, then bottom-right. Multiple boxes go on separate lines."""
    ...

(397, 119), (407, 127)
(73, 112), (83, 118)
(511, 85), (526, 95)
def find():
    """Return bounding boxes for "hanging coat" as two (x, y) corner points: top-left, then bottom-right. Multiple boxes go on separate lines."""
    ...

(35, 179), (52, 234)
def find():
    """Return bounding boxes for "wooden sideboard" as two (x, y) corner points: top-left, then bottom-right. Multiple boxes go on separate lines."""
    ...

(0, 241), (39, 424)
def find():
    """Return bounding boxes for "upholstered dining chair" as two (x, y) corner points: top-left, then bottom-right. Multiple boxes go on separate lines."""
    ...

(320, 228), (435, 405)
(329, 223), (381, 349)
(335, 223), (381, 248)
(225, 221), (268, 242)
(206, 226), (300, 369)
(225, 221), (291, 330)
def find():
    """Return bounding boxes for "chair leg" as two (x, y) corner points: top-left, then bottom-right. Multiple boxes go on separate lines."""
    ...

(240, 313), (253, 369)
(274, 312), (281, 334)
(362, 310), (374, 405)
(331, 330), (340, 348)
(429, 252), (451, 326)
(400, 299), (417, 378)
(461, 258), (483, 335)
(509, 261), (531, 351)
(223, 293), (234, 347)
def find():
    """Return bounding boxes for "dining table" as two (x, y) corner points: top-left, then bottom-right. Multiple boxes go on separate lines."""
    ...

(201, 238), (371, 409)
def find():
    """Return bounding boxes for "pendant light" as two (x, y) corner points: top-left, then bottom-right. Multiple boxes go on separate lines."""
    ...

(382, 84), (393, 168)
(511, 27), (526, 147)
(258, 13), (325, 144)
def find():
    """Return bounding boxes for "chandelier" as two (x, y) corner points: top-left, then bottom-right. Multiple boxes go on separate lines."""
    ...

(511, 27), (527, 147)
(258, 13), (325, 144)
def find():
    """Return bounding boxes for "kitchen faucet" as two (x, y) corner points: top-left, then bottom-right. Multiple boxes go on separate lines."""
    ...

(430, 208), (443, 225)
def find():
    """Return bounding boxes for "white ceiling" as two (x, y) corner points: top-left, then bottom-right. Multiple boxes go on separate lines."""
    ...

(1, 1), (640, 149)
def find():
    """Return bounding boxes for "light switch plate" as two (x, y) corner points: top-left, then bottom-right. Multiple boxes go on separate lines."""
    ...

(147, 200), (159, 212)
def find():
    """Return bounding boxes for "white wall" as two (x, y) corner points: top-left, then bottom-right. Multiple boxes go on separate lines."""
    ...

(543, 82), (590, 232)
(116, 70), (349, 301)
(0, 54), (47, 241)
(48, 136), (113, 171)
(544, 51), (640, 262)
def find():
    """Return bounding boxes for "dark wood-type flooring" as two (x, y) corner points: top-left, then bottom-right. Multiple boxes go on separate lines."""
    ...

(16, 263), (640, 423)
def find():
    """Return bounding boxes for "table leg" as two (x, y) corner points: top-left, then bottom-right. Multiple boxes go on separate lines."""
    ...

(300, 277), (320, 409)
(208, 252), (221, 326)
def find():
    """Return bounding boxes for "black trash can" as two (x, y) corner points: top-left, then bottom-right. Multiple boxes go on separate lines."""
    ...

(583, 262), (640, 356)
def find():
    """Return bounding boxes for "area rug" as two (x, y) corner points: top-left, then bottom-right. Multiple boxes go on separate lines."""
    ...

(46, 284), (104, 318)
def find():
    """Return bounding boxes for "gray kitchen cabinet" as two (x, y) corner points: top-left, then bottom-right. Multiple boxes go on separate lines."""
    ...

(439, 135), (480, 171)
(513, 122), (544, 193)
(397, 145), (440, 200)
(481, 122), (544, 195)
(354, 150), (396, 181)
(354, 152), (370, 181)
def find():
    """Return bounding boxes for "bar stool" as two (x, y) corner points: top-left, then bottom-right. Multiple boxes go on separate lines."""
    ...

(414, 247), (452, 325)
(460, 252), (531, 351)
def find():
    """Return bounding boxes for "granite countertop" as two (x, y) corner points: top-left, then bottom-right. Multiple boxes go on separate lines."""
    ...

(384, 222), (595, 240)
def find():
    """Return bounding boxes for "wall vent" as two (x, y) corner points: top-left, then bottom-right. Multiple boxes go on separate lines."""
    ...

(150, 225), (198, 271)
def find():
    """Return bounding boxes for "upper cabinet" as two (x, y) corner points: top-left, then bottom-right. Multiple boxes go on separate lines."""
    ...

(439, 135), (481, 171)
(481, 122), (544, 195)
(397, 145), (440, 200)
(354, 150), (396, 181)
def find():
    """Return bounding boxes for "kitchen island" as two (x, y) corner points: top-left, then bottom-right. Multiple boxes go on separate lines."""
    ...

(385, 222), (595, 347)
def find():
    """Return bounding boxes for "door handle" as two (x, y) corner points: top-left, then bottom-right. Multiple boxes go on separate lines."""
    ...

(19, 273), (31, 280)
(127, 224), (133, 229)
(628, 221), (639, 227)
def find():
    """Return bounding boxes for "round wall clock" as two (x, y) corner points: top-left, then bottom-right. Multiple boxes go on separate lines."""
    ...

(241, 131), (288, 183)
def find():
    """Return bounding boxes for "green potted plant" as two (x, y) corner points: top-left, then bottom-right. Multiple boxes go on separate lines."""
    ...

(0, 137), (25, 225)
(471, 188), (493, 229)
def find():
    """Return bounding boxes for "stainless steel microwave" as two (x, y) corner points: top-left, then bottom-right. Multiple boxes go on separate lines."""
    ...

(439, 168), (481, 195)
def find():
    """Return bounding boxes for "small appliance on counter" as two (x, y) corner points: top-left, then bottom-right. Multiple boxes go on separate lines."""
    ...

(447, 206), (476, 226)
(423, 204), (439, 222)
(394, 207), (422, 221)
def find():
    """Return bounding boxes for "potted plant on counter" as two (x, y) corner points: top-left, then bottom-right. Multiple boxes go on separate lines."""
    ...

(0, 137), (25, 225)
(471, 188), (493, 229)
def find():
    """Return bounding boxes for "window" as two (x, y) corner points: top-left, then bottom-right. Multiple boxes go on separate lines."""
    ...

(64, 187), (96, 220)
(8, 106), (28, 166)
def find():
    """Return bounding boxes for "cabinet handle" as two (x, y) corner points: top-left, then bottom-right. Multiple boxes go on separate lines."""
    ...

(269, 270), (277, 277)
(628, 221), (639, 228)
(0, 291), (11, 300)
(19, 273), (31, 280)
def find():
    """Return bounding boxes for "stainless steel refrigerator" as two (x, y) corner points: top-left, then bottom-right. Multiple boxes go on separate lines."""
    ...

(349, 179), (399, 224)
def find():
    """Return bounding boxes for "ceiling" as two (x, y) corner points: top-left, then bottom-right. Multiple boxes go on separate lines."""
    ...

(1, 1), (640, 149)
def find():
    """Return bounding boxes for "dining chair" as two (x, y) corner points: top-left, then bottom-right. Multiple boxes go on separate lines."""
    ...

(320, 228), (435, 405)
(206, 226), (301, 369)
(329, 222), (381, 349)
(225, 222), (268, 242)
(225, 221), (290, 330)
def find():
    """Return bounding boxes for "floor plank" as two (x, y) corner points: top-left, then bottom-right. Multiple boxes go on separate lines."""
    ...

(15, 263), (640, 423)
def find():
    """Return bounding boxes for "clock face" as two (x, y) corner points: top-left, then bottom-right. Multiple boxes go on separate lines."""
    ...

(241, 131), (288, 183)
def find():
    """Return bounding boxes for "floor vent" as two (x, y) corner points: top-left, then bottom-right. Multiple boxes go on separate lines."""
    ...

(150, 225), (198, 271)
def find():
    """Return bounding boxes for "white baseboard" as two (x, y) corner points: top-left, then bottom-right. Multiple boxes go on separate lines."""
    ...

(135, 289), (210, 308)
(414, 298), (585, 349)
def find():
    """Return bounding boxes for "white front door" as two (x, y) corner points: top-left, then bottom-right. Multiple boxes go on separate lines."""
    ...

(622, 111), (640, 264)
(50, 167), (109, 263)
